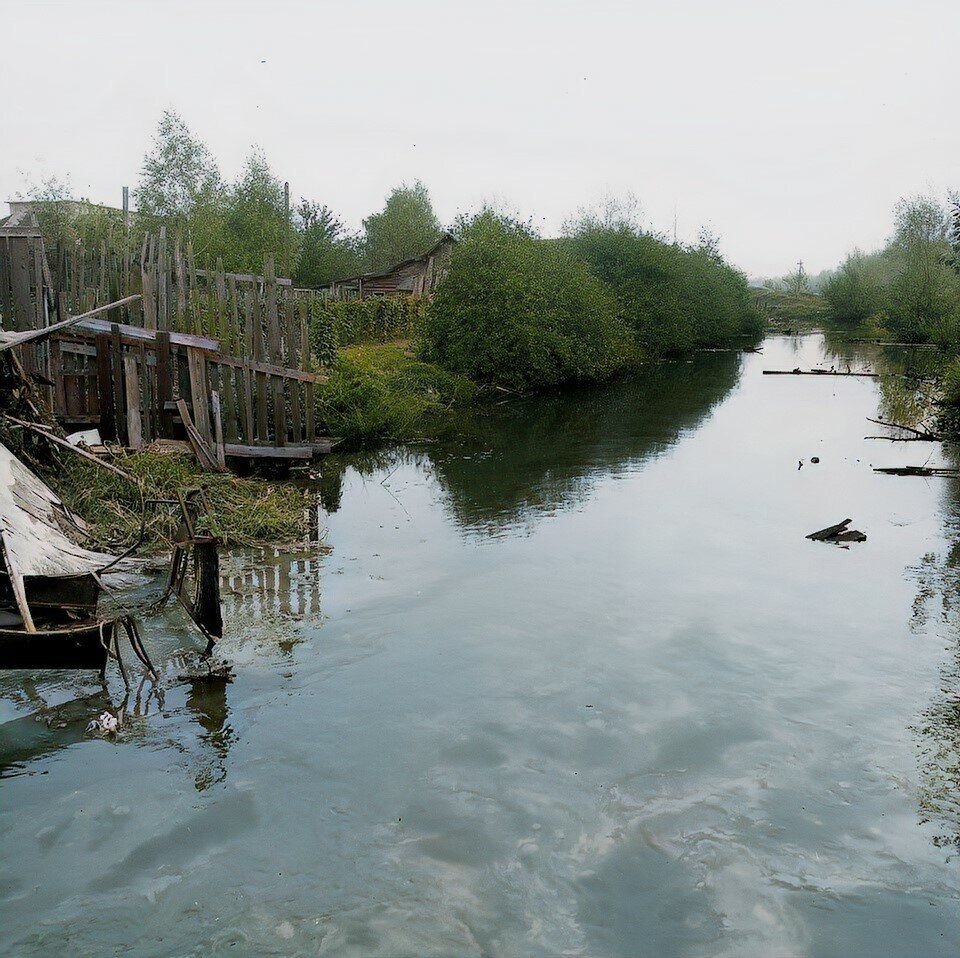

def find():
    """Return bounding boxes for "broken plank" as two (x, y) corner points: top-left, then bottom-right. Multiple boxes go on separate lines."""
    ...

(223, 443), (312, 460)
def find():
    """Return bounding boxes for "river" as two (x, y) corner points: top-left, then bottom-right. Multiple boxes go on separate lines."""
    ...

(1, 334), (958, 956)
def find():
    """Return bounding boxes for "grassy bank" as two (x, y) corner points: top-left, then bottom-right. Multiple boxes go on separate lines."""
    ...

(753, 288), (831, 333)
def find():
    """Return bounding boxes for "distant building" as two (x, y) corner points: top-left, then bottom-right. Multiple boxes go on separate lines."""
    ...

(327, 233), (456, 300)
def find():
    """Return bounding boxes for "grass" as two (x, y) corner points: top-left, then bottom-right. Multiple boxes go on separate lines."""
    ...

(55, 451), (312, 551)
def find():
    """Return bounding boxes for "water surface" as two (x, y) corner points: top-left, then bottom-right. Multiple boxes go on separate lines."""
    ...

(2, 334), (958, 956)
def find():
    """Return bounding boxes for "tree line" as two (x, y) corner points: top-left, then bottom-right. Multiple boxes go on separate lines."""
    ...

(26, 111), (443, 288)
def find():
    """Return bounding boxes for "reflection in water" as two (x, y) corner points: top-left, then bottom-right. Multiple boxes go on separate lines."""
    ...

(183, 675), (234, 792)
(221, 548), (324, 622)
(910, 478), (960, 854)
(425, 351), (742, 533)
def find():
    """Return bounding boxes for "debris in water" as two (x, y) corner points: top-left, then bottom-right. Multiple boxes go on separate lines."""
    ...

(806, 518), (867, 543)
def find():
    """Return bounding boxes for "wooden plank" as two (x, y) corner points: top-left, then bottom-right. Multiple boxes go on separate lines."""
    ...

(242, 364), (255, 445)
(111, 323), (127, 444)
(255, 371), (268, 442)
(305, 382), (315, 442)
(49, 338), (66, 414)
(156, 330), (174, 437)
(194, 267), (292, 286)
(123, 353), (143, 449)
(273, 375), (287, 447)
(209, 352), (327, 383)
(75, 317), (219, 351)
(223, 443), (311, 460)
(288, 299), (302, 442)
(221, 363), (239, 442)
(187, 347), (212, 444)
(176, 398), (221, 471)
(210, 390), (227, 469)
(141, 233), (156, 329)
(95, 331), (115, 440)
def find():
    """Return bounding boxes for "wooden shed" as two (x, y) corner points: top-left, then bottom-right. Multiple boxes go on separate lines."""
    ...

(328, 233), (456, 301)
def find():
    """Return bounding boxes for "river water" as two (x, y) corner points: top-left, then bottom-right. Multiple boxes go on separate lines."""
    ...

(1, 334), (958, 957)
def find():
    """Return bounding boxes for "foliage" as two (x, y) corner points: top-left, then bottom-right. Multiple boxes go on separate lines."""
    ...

(316, 343), (475, 443)
(822, 194), (960, 344)
(295, 200), (364, 288)
(56, 452), (311, 548)
(310, 297), (427, 366)
(220, 149), (295, 275)
(885, 196), (959, 343)
(423, 210), (633, 390)
(938, 357), (960, 438)
(821, 251), (887, 326)
(564, 216), (761, 355)
(135, 110), (226, 257)
(363, 181), (440, 271)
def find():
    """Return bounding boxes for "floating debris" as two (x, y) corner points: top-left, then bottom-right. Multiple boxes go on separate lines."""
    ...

(806, 518), (867, 543)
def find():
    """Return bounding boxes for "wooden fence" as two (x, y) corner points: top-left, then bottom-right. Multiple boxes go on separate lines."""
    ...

(1, 221), (328, 460)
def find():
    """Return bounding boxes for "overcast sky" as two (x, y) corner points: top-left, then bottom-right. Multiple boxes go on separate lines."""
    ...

(1, 0), (956, 276)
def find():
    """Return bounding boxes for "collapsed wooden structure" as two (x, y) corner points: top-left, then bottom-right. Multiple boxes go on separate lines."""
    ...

(327, 233), (455, 301)
(0, 210), (329, 462)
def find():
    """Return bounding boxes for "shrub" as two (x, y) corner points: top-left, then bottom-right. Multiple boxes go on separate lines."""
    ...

(423, 211), (633, 390)
(564, 223), (760, 354)
(316, 343), (475, 442)
(822, 251), (887, 326)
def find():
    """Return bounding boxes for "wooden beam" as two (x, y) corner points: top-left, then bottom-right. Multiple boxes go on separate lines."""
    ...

(123, 354), (143, 449)
(223, 443), (312, 460)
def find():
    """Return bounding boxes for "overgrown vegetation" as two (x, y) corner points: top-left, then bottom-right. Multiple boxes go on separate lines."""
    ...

(564, 215), (762, 355)
(56, 452), (312, 548)
(310, 297), (427, 366)
(822, 194), (960, 344)
(316, 344), (475, 442)
(752, 288), (831, 332)
(423, 210), (633, 390)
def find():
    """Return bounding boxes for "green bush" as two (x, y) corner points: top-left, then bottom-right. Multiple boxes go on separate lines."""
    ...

(310, 297), (427, 367)
(422, 211), (633, 390)
(822, 252), (887, 327)
(564, 224), (761, 354)
(316, 343), (475, 442)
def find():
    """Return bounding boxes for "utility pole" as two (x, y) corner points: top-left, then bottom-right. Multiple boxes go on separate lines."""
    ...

(283, 180), (291, 279)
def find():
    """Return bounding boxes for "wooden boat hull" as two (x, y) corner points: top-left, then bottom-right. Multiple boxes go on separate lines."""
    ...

(0, 621), (111, 671)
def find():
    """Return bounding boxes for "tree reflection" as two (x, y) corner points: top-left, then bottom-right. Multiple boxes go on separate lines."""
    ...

(424, 351), (742, 533)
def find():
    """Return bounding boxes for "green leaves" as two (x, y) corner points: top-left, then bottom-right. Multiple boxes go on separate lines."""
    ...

(424, 210), (631, 391)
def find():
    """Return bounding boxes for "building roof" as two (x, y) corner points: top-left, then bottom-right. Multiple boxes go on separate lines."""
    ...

(330, 232), (456, 287)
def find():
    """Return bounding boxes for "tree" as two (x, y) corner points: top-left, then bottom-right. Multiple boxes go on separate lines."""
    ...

(363, 181), (440, 270)
(135, 111), (224, 248)
(221, 149), (293, 274)
(784, 261), (809, 296)
(294, 200), (363, 287)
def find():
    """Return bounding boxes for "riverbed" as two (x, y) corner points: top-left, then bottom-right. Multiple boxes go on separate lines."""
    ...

(1, 334), (958, 956)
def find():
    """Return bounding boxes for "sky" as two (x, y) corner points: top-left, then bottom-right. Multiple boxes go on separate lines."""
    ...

(1, 0), (956, 277)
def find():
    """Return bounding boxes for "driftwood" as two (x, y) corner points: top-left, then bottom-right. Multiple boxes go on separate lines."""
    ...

(763, 368), (878, 378)
(873, 465), (960, 477)
(806, 518), (867, 543)
(864, 417), (941, 442)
